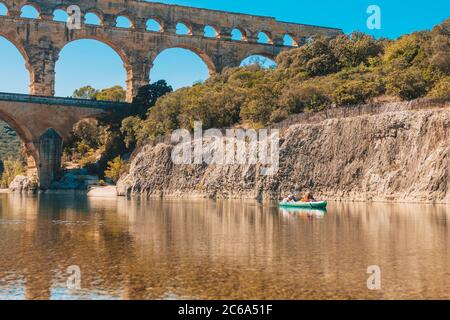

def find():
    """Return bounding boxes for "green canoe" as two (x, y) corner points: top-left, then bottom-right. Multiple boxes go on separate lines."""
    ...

(279, 201), (327, 209)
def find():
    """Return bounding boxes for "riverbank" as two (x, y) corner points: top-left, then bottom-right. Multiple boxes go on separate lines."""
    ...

(117, 99), (450, 204)
(2, 185), (117, 197)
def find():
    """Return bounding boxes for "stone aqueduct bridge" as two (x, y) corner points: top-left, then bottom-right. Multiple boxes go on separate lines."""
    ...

(0, 0), (342, 188)
(0, 0), (342, 101)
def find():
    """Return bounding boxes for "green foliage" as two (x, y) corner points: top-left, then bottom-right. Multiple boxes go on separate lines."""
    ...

(104, 156), (127, 183)
(0, 158), (26, 188)
(279, 84), (330, 113)
(72, 85), (97, 99)
(427, 76), (450, 99)
(72, 119), (106, 150)
(333, 79), (382, 105)
(386, 67), (430, 100)
(383, 34), (422, 69)
(131, 80), (173, 118)
(121, 116), (143, 149)
(276, 37), (339, 77)
(72, 85), (125, 102)
(0, 121), (22, 162)
(95, 85), (126, 102)
(331, 32), (382, 69)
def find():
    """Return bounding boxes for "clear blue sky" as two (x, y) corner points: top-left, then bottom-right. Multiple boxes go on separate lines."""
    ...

(0, 0), (448, 96)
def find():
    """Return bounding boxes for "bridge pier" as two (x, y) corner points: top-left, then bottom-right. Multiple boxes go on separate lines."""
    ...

(27, 45), (59, 97)
(38, 128), (63, 190)
(126, 59), (152, 102)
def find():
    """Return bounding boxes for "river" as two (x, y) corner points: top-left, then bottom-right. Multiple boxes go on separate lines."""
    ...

(0, 194), (449, 300)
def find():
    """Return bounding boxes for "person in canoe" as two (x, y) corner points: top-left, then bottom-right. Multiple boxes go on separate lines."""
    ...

(283, 193), (299, 202)
(301, 192), (317, 202)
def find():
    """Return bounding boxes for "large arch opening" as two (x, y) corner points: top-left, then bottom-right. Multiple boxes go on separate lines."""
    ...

(55, 39), (127, 99)
(240, 55), (277, 69)
(150, 48), (212, 89)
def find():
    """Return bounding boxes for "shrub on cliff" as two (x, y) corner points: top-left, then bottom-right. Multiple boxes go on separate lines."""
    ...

(0, 158), (26, 188)
(333, 79), (382, 105)
(276, 37), (339, 77)
(279, 84), (330, 113)
(104, 156), (128, 183)
(427, 76), (450, 99)
(386, 67), (430, 100)
(330, 32), (383, 69)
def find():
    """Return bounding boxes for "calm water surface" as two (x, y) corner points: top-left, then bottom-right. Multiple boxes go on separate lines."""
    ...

(0, 194), (449, 300)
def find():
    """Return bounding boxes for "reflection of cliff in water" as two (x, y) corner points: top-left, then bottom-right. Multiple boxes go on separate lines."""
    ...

(0, 195), (449, 299)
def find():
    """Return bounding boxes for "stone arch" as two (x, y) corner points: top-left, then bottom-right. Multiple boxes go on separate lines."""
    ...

(20, 3), (41, 19)
(231, 27), (247, 41)
(257, 31), (273, 44)
(115, 12), (134, 29)
(152, 45), (217, 75)
(0, 108), (38, 166)
(204, 25), (219, 38)
(176, 21), (192, 35)
(84, 9), (103, 25)
(52, 7), (68, 23)
(241, 49), (276, 61)
(146, 18), (163, 32)
(283, 33), (298, 47)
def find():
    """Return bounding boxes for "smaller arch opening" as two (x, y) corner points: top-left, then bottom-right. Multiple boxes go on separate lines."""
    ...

(53, 8), (68, 23)
(257, 31), (273, 45)
(283, 34), (298, 47)
(20, 5), (40, 19)
(231, 28), (246, 41)
(146, 18), (162, 32)
(85, 12), (101, 25)
(241, 55), (277, 69)
(116, 16), (132, 29)
(204, 25), (218, 38)
(0, 3), (8, 16)
(176, 22), (191, 36)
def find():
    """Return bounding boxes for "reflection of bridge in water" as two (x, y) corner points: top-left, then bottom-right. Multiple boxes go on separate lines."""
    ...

(0, 0), (342, 188)
(0, 92), (130, 188)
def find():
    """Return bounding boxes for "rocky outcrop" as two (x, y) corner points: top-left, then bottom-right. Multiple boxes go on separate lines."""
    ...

(118, 101), (450, 203)
(9, 175), (34, 193)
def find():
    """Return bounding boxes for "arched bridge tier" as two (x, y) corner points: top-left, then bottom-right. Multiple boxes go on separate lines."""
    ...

(0, 0), (342, 101)
(0, 92), (130, 189)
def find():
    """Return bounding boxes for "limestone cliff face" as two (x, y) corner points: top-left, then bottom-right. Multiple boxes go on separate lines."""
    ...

(117, 101), (450, 203)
